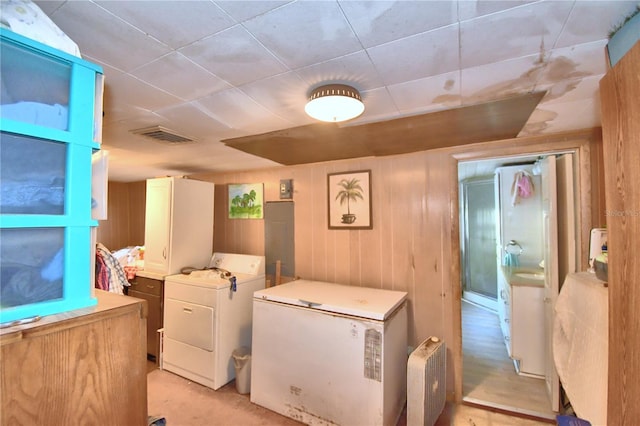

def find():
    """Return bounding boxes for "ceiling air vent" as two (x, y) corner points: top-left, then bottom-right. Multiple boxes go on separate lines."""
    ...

(130, 126), (194, 144)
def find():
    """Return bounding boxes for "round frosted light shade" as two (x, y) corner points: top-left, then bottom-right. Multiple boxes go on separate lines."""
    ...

(305, 84), (365, 123)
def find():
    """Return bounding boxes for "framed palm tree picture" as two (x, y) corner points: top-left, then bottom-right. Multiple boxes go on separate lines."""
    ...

(228, 183), (264, 219)
(328, 170), (372, 229)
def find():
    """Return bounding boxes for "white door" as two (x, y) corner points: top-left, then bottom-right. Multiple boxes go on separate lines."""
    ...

(540, 155), (560, 412)
(556, 155), (577, 281)
(144, 178), (172, 273)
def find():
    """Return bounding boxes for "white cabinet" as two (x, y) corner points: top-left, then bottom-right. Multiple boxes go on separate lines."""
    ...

(144, 178), (172, 273)
(143, 177), (214, 275)
(497, 271), (512, 356)
(497, 268), (545, 377)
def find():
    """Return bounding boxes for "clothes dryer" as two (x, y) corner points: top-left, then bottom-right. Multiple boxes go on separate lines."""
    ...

(162, 253), (265, 390)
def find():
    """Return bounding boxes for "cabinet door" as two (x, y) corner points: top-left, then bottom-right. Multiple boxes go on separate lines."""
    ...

(501, 281), (513, 357)
(144, 178), (171, 273)
(511, 285), (545, 376)
(0, 293), (147, 425)
(128, 276), (163, 360)
(129, 276), (163, 297)
(498, 284), (511, 353)
(128, 289), (161, 359)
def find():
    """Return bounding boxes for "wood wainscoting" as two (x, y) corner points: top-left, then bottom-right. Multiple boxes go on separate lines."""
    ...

(96, 180), (146, 250)
(600, 40), (640, 425)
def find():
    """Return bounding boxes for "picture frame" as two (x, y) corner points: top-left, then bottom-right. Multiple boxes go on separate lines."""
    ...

(228, 183), (264, 219)
(328, 170), (372, 229)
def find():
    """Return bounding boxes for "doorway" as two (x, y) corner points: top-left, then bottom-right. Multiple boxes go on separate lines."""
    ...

(458, 151), (576, 419)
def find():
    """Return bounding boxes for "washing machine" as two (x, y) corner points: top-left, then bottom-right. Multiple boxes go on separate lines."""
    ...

(162, 252), (265, 390)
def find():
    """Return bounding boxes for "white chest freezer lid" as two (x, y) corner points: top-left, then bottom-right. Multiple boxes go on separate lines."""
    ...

(253, 279), (407, 320)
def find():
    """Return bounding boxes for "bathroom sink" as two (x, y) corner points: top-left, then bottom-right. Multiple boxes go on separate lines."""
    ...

(515, 272), (545, 280)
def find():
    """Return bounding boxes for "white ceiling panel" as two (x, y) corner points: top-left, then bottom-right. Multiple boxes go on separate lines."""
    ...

(538, 98), (601, 134)
(96, 1), (237, 49)
(195, 88), (294, 132)
(239, 72), (313, 122)
(294, 50), (384, 90)
(101, 100), (162, 126)
(206, 153), (281, 172)
(215, 1), (292, 23)
(153, 103), (235, 140)
(367, 24), (460, 85)
(131, 52), (231, 101)
(556, 1), (640, 48)
(540, 40), (609, 85)
(387, 71), (461, 113)
(457, 1), (536, 22)
(460, 1), (574, 69)
(460, 54), (542, 103)
(179, 25), (288, 86)
(31, 0), (65, 15)
(339, 1), (458, 48)
(538, 74), (602, 105)
(353, 86), (400, 124)
(104, 72), (181, 113)
(88, 58), (151, 124)
(243, 1), (362, 69)
(101, 147), (168, 182)
(45, 1), (171, 72)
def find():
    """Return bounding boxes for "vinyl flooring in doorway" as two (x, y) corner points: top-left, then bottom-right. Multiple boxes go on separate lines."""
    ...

(462, 299), (555, 419)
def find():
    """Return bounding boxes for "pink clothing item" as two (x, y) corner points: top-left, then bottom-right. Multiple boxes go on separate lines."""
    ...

(517, 174), (534, 198)
(510, 171), (535, 205)
(95, 251), (110, 291)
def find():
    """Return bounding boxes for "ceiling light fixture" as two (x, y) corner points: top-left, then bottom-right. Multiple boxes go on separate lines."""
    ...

(305, 84), (365, 123)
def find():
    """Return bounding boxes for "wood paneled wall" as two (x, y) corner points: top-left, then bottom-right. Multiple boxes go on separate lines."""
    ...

(600, 41), (640, 425)
(193, 128), (601, 398)
(589, 129), (607, 228)
(96, 181), (146, 250)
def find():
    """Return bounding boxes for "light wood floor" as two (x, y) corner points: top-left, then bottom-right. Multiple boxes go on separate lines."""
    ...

(462, 299), (556, 419)
(462, 301), (556, 418)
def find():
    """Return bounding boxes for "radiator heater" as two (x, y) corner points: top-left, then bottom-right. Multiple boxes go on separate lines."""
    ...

(407, 336), (446, 426)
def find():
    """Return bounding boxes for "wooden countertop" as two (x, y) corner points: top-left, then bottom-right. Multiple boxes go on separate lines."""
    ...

(135, 269), (167, 280)
(1, 290), (147, 342)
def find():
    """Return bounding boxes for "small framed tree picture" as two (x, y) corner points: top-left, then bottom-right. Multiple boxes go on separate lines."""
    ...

(228, 183), (264, 219)
(328, 170), (372, 230)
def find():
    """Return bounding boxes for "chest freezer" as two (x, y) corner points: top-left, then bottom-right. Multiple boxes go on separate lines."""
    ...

(250, 279), (408, 426)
